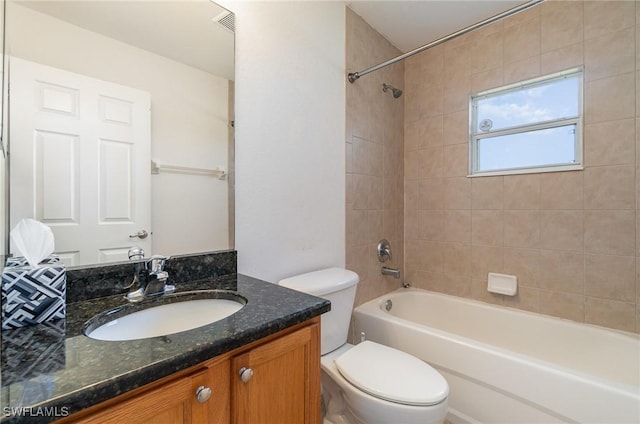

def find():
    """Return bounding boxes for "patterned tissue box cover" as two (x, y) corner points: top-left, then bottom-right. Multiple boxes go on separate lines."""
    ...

(2, 256), (66, 329)
(5, 256), (61, 268)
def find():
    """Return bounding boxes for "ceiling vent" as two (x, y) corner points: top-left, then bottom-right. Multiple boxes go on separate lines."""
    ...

(214, 11), (235, 33)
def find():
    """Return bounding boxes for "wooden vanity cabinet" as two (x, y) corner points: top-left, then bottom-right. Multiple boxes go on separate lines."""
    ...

(231, 321), (320, 424)
(59, 318), (321, 424)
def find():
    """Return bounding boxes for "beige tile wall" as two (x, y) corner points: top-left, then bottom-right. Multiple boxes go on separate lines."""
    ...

(404, 0), (639, 333)
(346, 8), (405, 306)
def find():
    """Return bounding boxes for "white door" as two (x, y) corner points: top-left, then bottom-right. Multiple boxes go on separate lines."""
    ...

(9, 57), (151, 267)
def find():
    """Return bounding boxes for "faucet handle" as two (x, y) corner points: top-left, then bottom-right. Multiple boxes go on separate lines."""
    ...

(377, 239), (392, 262)
(128, 247), (145, 261)
(148, 255), (168, 273)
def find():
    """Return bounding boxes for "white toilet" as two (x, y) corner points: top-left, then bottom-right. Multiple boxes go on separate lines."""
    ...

(279, 268), (448, 424)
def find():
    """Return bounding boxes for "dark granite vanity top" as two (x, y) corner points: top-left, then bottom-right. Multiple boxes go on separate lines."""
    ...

(0, 260), (330, 423)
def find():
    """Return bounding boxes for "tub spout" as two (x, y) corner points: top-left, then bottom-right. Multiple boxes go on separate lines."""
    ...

(381, 266), (401, 279)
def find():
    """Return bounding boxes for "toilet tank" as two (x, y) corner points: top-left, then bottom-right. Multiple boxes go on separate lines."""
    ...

(279, 268), (359, 355)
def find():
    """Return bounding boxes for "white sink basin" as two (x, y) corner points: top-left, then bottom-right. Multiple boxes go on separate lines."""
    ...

(86, 295), (245, 341)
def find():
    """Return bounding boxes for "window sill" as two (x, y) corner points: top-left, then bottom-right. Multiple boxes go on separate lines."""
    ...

(468, 164), (583, 178)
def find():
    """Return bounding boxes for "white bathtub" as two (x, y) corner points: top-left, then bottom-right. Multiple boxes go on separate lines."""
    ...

(352, 288), (640, 424)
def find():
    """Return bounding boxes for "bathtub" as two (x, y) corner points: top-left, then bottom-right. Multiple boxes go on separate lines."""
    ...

(352, 288), (640, 424)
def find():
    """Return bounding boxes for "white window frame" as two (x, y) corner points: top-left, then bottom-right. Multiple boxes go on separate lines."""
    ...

(468, 67), (584, 177)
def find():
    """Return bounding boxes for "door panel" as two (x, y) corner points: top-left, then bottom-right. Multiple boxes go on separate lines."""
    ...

(36, 130), (78, 222)
(99, 139), (133, 221)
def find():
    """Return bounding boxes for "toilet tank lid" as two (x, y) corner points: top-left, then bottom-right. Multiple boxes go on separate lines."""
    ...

(278, 268), (359, 296)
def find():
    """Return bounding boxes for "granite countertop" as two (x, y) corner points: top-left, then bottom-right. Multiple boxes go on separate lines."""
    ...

(0, 274), (330, 423)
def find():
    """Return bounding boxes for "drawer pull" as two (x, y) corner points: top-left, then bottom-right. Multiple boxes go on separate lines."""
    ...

(239, 367), (254, 383)
(195, 385), (212, 403)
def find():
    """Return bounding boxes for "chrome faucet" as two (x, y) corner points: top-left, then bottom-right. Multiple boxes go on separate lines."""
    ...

(124, 247), (146, 291)
(126, 254), (175, 302)
(381, 266), (401, 279)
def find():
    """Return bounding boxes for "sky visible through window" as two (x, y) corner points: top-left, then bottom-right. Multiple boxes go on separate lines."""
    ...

(473, 74), (580, 173)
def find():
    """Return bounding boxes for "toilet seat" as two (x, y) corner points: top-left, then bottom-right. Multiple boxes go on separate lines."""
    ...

(334, 341), (448, 406)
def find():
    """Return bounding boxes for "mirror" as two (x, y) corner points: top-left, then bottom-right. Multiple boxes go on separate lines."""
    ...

(0, 0), (6, 263)
(2, 0), (234, 268)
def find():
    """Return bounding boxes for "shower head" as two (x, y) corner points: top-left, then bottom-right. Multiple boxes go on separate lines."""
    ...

(382, 83), (403, 99)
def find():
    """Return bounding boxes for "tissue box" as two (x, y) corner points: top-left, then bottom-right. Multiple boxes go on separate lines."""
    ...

(5, 255), (60, 268)
(2, 256), (66, 329)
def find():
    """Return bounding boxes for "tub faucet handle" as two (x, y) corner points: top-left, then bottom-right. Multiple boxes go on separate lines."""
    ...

(377, 239), (392, 262)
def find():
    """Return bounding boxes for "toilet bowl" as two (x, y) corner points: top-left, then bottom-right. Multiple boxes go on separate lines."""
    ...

(279, 268), (449, 424)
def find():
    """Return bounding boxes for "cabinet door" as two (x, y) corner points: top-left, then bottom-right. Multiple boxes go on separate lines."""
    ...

(70, 369), (210, 424)
(232, 324), (321, 424)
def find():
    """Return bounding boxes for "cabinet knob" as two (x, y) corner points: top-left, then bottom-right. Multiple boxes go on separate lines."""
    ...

(195, 385), (212, 403)
(238, 367), (254, 383)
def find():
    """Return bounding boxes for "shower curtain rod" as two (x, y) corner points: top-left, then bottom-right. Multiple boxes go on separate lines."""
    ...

(347, 0), (544, 84)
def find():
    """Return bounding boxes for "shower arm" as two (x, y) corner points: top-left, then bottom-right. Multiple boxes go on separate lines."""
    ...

(347, 0), (544, 84)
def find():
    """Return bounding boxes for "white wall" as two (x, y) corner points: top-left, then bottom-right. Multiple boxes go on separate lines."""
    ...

(6, 3), (230, 259)
(232, 1), (346, 282)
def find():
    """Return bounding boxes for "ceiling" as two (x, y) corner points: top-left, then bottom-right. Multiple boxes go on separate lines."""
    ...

(15, 0), (531, 81)
(14, 0), (235, 81)
(348, 0), (529, 53)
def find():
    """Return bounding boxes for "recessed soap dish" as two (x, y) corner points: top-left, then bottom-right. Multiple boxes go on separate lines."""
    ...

(487, 272), (518, 296)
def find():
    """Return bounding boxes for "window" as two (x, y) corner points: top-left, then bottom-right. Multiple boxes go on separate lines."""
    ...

(469, 68), (583, 176)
